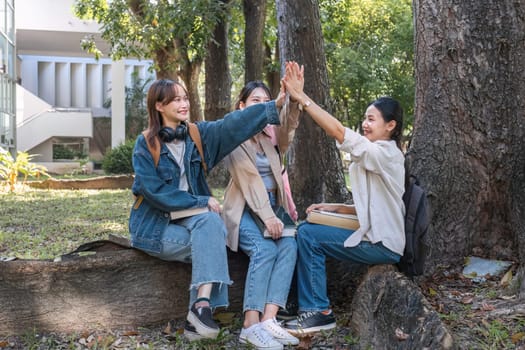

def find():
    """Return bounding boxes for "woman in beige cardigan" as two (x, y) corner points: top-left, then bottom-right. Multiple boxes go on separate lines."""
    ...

(222, 66), (303, 350)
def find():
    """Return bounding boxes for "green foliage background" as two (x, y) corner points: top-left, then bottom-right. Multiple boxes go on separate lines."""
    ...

(102, 139), (135, 174)
(75, 0), (414, 133)
(321, 0), (414, 134)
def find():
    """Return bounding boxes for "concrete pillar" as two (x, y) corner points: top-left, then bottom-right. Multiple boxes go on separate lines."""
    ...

(111, 60), (126, 148)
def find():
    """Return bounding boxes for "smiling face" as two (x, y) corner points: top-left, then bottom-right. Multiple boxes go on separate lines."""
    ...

(156, 84), (190, 127)
(361, 105), (396, 142)
(238, 87), (271, 110)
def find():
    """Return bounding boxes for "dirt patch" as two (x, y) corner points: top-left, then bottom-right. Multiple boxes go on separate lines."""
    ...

(420, 266), (525, 349)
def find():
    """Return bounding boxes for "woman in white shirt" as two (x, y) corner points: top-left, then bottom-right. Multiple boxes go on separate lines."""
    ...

(282, 62), (405, 335)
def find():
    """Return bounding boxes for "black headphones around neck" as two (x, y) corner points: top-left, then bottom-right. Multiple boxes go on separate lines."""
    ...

(158, 122), (188, 142)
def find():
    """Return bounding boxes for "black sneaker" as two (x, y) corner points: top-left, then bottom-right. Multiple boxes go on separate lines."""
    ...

(186, 304), (220, 339)
(284, 310), (336, 335)
(276, 301), (299, 321)
(183, 321), (204, 341)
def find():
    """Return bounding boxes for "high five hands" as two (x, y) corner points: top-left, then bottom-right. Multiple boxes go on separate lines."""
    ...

(276, 61), (305, 108)
(283, 61), (304, 102)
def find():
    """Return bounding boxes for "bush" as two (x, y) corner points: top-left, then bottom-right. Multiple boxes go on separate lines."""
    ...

(53, 144), (76, 160)
(102, 139), (135, 174)
(0, 147), (50, 192)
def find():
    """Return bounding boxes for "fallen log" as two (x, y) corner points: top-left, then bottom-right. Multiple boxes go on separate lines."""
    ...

(0, 237), (248, 335)
(27, 175), (134, 190)
(1, 238), (454, 349)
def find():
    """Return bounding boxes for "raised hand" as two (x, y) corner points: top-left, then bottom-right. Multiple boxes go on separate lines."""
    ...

(283, 61), (304, 102)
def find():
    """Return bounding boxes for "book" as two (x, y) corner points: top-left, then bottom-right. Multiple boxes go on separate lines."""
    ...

(306, 209), (360, 230)
(170, 207), (209, 220)
(251, 206), (297, 238)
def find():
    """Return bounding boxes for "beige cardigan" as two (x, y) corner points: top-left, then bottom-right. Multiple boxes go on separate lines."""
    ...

(338, 128), (406, 255)
(222, 102), (300, 251)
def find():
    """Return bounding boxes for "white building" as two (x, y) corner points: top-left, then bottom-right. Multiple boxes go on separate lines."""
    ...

(12, 0), (154, 173)
(0, 0), (15, 154)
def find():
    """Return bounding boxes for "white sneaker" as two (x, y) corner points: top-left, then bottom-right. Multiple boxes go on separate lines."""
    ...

(260, 318), (300, 345)
(239, 323), (284, 350)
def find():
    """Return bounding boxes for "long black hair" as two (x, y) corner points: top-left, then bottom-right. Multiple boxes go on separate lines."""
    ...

(234, 80), (272, 110)
(370, 96), (404, 149)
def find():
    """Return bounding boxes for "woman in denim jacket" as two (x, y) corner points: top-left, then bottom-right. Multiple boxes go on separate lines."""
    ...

(129, 79), (283, 339)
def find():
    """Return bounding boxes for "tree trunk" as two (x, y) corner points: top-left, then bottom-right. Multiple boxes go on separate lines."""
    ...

(205, 0), (232, 122)
(180, 59), (203, 122)
(265, 39), (280, 99)
(0, 238), (249, 334)
(243, 0), (267, 83)
(411, 0), (525, 285)
(204, 0), (232, 188)
(351, 265), (454, 349)
(154, 46), (179, 81)
(276, 0), (349, 218)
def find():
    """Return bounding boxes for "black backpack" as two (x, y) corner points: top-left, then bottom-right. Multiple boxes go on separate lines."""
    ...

(397, 175), (431, 277)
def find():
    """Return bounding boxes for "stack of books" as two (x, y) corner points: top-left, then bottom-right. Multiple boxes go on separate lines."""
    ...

(306, 210), (360, 230)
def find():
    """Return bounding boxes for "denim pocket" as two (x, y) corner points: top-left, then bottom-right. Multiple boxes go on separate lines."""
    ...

(157, 166), (173, 184)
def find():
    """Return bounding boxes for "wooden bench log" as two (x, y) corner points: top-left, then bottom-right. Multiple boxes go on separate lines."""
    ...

(1, 239), (453, 349)
(0, 237), (248, 335)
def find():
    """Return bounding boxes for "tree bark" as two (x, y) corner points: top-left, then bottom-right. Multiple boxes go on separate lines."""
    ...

(243, 0), (267, 83)
(203, 0), (232, 188)
(276, 0), (349, 218)
(178, 55), (203, 122)
(265, 39), (280, 99)
(351, 265), (454, 349)
(0, 239), (248, 334)
(411, 0), (525, 284)
(205, 0), (232, 122)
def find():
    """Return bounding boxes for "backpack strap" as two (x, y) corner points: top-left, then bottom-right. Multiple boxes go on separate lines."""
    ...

(141, 123), (207, 174)
(141, 130), (161, 167)
(188, 122), (208, 175)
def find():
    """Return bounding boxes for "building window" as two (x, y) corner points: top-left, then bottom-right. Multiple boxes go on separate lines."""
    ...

(0, 0), (15, 153)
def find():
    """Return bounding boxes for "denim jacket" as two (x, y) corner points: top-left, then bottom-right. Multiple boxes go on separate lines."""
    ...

(129, 101), (280, 253)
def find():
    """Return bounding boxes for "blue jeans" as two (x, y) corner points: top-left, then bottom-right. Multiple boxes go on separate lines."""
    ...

(239, 207), (297, 313)
(146, 211), (231, 309)
(296, 222), (401, 312)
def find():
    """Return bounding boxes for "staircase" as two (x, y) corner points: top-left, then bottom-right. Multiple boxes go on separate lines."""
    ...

(16, 85), (92, 156)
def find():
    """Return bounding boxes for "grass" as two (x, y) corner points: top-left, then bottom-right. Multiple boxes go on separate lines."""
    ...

(0, 185), (226, 260)
(0, 187), (132, 260)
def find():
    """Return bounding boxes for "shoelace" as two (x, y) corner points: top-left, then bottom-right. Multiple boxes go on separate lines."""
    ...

(264, 319), (285, 336)
(252, 325), (276, 345)
(297, 311), (318, 322)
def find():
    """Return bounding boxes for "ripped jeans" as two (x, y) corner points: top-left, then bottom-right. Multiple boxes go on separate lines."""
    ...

(146, 211), (231, 309)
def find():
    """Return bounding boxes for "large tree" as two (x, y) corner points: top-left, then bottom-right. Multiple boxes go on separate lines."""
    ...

(74, 0), (227, 121)
(276, 0), (349, 217)
(410, 0), (525, 292)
